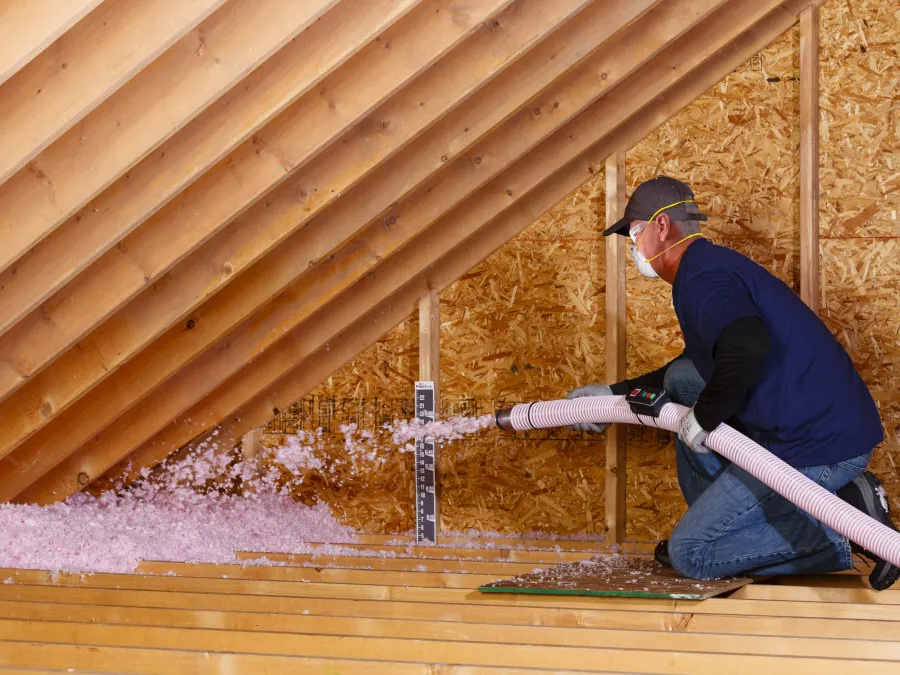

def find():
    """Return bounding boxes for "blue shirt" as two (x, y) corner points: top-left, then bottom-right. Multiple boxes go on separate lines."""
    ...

(672, 239), (883, 467)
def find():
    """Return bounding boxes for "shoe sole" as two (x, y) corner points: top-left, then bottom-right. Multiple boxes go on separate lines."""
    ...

(851, 472), (900, 590)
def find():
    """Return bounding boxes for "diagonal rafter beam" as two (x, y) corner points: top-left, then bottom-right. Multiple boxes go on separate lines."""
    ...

(0, 0), (105, 87)
(0, 0), (515, 406)
(0, 0), (228, 201)
(0, 0), (609, 455)
(0, 0), (344, 332)
(103, 0), (828, 490)
(14, 0), (824, 504)
(0, 0), (687, 487)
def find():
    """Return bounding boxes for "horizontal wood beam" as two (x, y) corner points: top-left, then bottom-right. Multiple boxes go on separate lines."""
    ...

(235, 542), (626, 563)
(0, 0), (414, 340)
(0, 0), (228, 216)
(0, 0), (104, 87)
(135, 561), (497, 589)
(12, 0), (715, 503)
(0, 607), (896, 664)
(731, 583), (897, 605)
(167, 554), (539, 575)
(81, 0), (800, 506)
(2, 584), (895, 639)
(354, 533), (650, 551)
(2, 566), (891, 621)
(0, 0), (605, 490)
(0, 617), (890, 674)
(0, 641), (497, 675)
(0, 0), (341, 334)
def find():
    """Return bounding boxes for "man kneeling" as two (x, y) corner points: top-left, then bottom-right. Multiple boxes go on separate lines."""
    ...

(570, 176), (898, 590)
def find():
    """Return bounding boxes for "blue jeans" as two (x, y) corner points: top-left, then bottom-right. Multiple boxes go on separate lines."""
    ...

(663, 359), (870, 579)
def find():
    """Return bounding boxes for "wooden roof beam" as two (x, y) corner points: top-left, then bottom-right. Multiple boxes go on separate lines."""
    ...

(0, 0), (515, 408)
(8, 0), (723, 501)
(0, 0), (602, 457)
(0, 0), (104, 87)
(0, 0), (343, 330)
(0, 0), (228, 203)
(0, 0), (416, 339)
(92, 0), (827, 498)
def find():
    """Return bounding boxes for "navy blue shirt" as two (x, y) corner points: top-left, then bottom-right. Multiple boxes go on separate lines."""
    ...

(672, 239), (883, 467)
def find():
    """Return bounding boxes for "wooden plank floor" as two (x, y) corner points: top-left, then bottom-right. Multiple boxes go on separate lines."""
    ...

(0, 536), (897, 673)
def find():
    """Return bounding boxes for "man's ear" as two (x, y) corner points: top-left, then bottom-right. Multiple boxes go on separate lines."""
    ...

(656, 212), (673, 238)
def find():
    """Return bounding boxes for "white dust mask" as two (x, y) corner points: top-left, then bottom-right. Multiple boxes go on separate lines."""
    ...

(629, 223), (659, 279)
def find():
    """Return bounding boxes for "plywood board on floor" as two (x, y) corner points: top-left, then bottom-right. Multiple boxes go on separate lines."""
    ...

(480, 554), (751, 599)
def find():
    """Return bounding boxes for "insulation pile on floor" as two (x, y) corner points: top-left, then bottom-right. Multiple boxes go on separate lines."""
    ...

(0, 414), (497, 574)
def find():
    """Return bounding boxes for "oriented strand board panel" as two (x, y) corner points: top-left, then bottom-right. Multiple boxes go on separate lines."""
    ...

(479, 555), (751, 599)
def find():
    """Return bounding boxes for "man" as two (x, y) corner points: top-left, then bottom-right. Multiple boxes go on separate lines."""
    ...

(569, 175), (898, 590)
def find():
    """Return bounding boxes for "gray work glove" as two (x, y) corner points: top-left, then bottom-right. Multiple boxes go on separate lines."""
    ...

(679, 407), (710, 453)
(566, 384), (613, 434)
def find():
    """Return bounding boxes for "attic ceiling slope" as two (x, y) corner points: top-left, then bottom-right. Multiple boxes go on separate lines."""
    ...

(0, 0), (823, 504)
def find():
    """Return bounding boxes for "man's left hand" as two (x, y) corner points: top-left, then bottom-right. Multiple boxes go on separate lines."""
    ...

(679, 408), (710, 454)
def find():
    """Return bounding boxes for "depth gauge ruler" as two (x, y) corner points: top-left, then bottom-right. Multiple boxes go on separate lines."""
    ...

(415, 380), (438, 543)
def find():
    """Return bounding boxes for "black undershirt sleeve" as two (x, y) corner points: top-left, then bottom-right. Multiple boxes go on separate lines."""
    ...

(693, 315), (771, 431)
(609, 352), (686, 396)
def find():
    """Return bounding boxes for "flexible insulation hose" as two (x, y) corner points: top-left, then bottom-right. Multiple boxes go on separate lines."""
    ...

(498, 395), (900, 568)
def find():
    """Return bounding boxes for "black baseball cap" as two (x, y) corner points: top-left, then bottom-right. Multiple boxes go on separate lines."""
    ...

(602, 175), (707, 237)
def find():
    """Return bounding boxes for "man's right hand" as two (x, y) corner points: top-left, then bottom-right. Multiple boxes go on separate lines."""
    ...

(566, 384), (614, 434)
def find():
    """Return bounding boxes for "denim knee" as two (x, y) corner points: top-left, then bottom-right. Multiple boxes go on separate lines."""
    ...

(663, 359), (706, 407)
(668, 529), (712, 580)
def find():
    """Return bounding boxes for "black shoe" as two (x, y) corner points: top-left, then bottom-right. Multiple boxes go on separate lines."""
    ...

(654, 540), (672, 568)
(837, 471), (900, 591)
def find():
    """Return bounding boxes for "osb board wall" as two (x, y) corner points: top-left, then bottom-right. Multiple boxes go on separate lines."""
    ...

(265, 0), (900, 540)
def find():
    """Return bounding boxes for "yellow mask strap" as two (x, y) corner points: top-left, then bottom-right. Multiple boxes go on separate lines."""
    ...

(645, 232), (703, 262)
(635, 199), (703, 261)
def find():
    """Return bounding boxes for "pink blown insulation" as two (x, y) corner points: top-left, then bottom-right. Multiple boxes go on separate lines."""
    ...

(509, 396), (900, 568)
(0, 414), (498, 575)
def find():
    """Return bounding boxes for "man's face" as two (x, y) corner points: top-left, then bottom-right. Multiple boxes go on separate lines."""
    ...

(629, 219), (653, 254)
(628, 218), (663, 278)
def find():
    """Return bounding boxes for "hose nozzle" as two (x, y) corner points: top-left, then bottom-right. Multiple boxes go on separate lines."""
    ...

(495, 408), (513, 431)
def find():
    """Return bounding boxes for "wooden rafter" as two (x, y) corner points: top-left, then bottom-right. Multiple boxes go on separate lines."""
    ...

(51, 0), (825, 504)
(0, 0), (104, 87)
(10, 0), (732, 502)
(0, 0), (606, 459)
(0, 0), (344, 335)
(0, 0), (514, 409)
(0, 0), (228, 230)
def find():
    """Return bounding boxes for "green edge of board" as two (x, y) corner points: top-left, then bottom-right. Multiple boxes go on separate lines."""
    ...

(477, 585), (704, 600)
